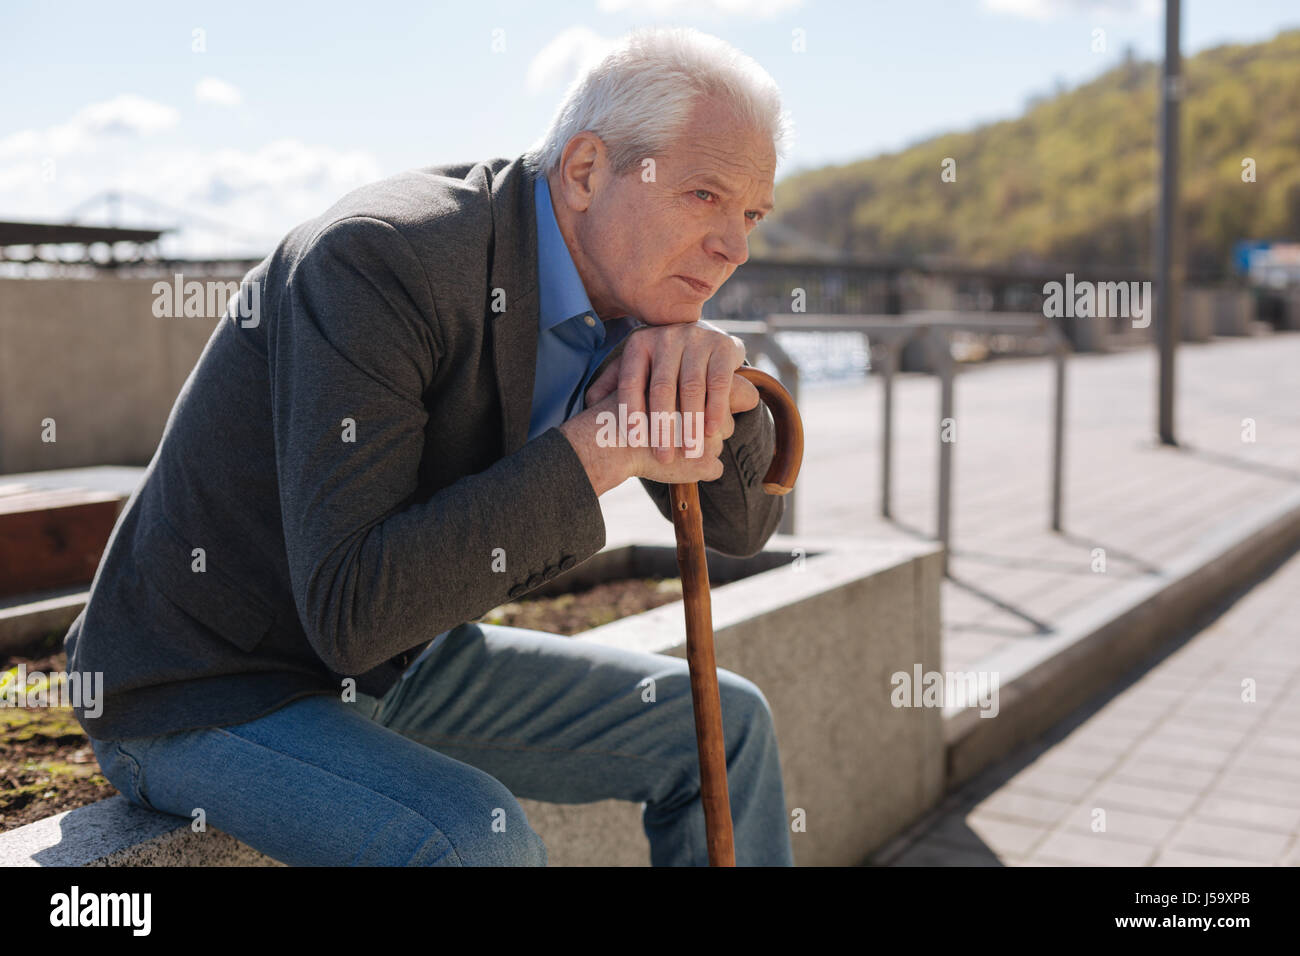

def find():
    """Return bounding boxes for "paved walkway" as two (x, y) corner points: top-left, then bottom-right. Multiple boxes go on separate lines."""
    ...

(869, 544), (1300, 866)
(604, 332), (1300, 674)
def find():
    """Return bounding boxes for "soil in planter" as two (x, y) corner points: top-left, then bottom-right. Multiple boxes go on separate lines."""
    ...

(0, 633), (114, 834)
(478, 576), (684, 634)
(0, 576), (684, 832)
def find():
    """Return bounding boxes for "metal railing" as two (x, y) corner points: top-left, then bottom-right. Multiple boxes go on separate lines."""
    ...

(712, 313), (1071, 573)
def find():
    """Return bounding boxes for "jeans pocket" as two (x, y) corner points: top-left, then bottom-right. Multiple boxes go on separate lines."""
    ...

(90, 737), (160, 813)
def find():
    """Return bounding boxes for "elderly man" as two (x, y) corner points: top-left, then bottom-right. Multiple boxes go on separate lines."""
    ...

(64, 26), (794, 866)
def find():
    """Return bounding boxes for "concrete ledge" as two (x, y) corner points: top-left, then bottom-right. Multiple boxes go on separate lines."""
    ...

(0, 795), (281, 866)
(943, 485), (1300, 788)
(0, 467), (146, 654)
(0, 587), (88, 655)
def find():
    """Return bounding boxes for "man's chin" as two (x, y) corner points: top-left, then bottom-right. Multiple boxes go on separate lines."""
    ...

(629, 293), (706, 324)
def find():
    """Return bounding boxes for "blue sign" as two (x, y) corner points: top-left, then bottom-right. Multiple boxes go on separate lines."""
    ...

(1233, 240), (1272, 274)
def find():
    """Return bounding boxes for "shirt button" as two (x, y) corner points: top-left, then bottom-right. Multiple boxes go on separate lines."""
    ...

(584, 314), (596, 327)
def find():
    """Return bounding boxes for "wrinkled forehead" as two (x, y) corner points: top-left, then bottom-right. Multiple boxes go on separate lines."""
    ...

(678, 99), (776, 166)
(661, 135), (777, 208)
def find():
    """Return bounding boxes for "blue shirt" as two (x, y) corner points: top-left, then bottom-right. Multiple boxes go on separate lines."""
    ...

(527, 175), (643, 441)
(403, 176), (643, 678)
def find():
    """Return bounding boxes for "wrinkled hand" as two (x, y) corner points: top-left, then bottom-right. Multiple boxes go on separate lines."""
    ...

(584, 323), (760, 483)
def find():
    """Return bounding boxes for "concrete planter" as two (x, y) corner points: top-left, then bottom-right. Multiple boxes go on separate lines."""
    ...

(516, 536), (945, 866)
(2, 536), (944, 867)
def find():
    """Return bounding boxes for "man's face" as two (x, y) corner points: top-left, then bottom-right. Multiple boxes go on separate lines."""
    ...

(555, 96), (777, 325)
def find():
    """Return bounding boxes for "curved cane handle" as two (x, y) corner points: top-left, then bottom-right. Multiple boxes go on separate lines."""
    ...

(735, 366), (804, 496)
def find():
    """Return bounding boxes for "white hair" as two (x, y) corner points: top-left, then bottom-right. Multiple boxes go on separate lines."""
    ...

(523, 26), (792, 179)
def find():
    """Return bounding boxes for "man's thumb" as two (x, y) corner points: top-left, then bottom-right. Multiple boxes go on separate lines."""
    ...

(586, 360), (619, 405)
(586, 324), (655, 405)
(586, 337), (632, 404)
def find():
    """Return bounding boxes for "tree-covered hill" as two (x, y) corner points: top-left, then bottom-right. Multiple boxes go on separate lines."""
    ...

(754, 29), (1300, 280)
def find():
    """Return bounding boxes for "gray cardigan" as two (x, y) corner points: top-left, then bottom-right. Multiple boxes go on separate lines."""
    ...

(63, 155), (783, 741)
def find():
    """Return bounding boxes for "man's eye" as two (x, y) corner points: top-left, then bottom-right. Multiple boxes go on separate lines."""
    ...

(746, 210), (764, 223)
(693, 189), (714, 202)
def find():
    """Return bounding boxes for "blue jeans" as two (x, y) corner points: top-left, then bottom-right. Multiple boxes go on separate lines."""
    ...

(90, 622), (794, 866)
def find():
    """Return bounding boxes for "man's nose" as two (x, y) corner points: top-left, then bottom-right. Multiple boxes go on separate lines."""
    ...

(706, 216), (750, 267)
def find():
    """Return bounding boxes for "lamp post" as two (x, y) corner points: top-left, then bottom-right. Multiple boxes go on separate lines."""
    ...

(1155, 0), (1181, 446)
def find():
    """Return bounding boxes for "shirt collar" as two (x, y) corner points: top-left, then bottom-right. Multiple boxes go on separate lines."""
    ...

(535, 175), (605, 332)
(534, 174), (651, 342)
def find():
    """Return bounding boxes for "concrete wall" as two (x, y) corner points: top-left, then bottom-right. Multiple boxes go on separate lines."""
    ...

(0, 277), (231, 474)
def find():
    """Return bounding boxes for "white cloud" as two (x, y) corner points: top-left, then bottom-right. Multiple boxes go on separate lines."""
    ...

(0, 94), (180, 161)
(526, 26), (620, 94)
(74, 94), (180, 136)
(195, 77), (243, 107)
(981, 0), (1160, 19)
(137, 138), (385, 257)
(0, 96), (383, 259)
(596, 0), (802, 16)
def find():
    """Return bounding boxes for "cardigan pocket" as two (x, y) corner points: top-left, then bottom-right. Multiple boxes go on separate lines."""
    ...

(135, 514), (278, 654)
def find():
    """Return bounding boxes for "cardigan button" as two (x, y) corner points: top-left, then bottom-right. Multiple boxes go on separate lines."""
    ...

(508, 584), (526, 599)
(559, 555), (576, 571)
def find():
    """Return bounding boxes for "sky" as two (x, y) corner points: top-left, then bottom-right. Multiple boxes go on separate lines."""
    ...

(2, 0), (1297, 257)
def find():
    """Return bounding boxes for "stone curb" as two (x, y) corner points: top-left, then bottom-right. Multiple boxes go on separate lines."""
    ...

(942, 485), (1300, 788)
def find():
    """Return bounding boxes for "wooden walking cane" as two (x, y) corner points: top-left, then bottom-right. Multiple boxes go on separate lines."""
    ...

(669, 365), (804, 866)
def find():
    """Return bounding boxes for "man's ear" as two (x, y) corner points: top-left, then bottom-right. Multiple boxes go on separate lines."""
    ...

(555, 132), (605, 213)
